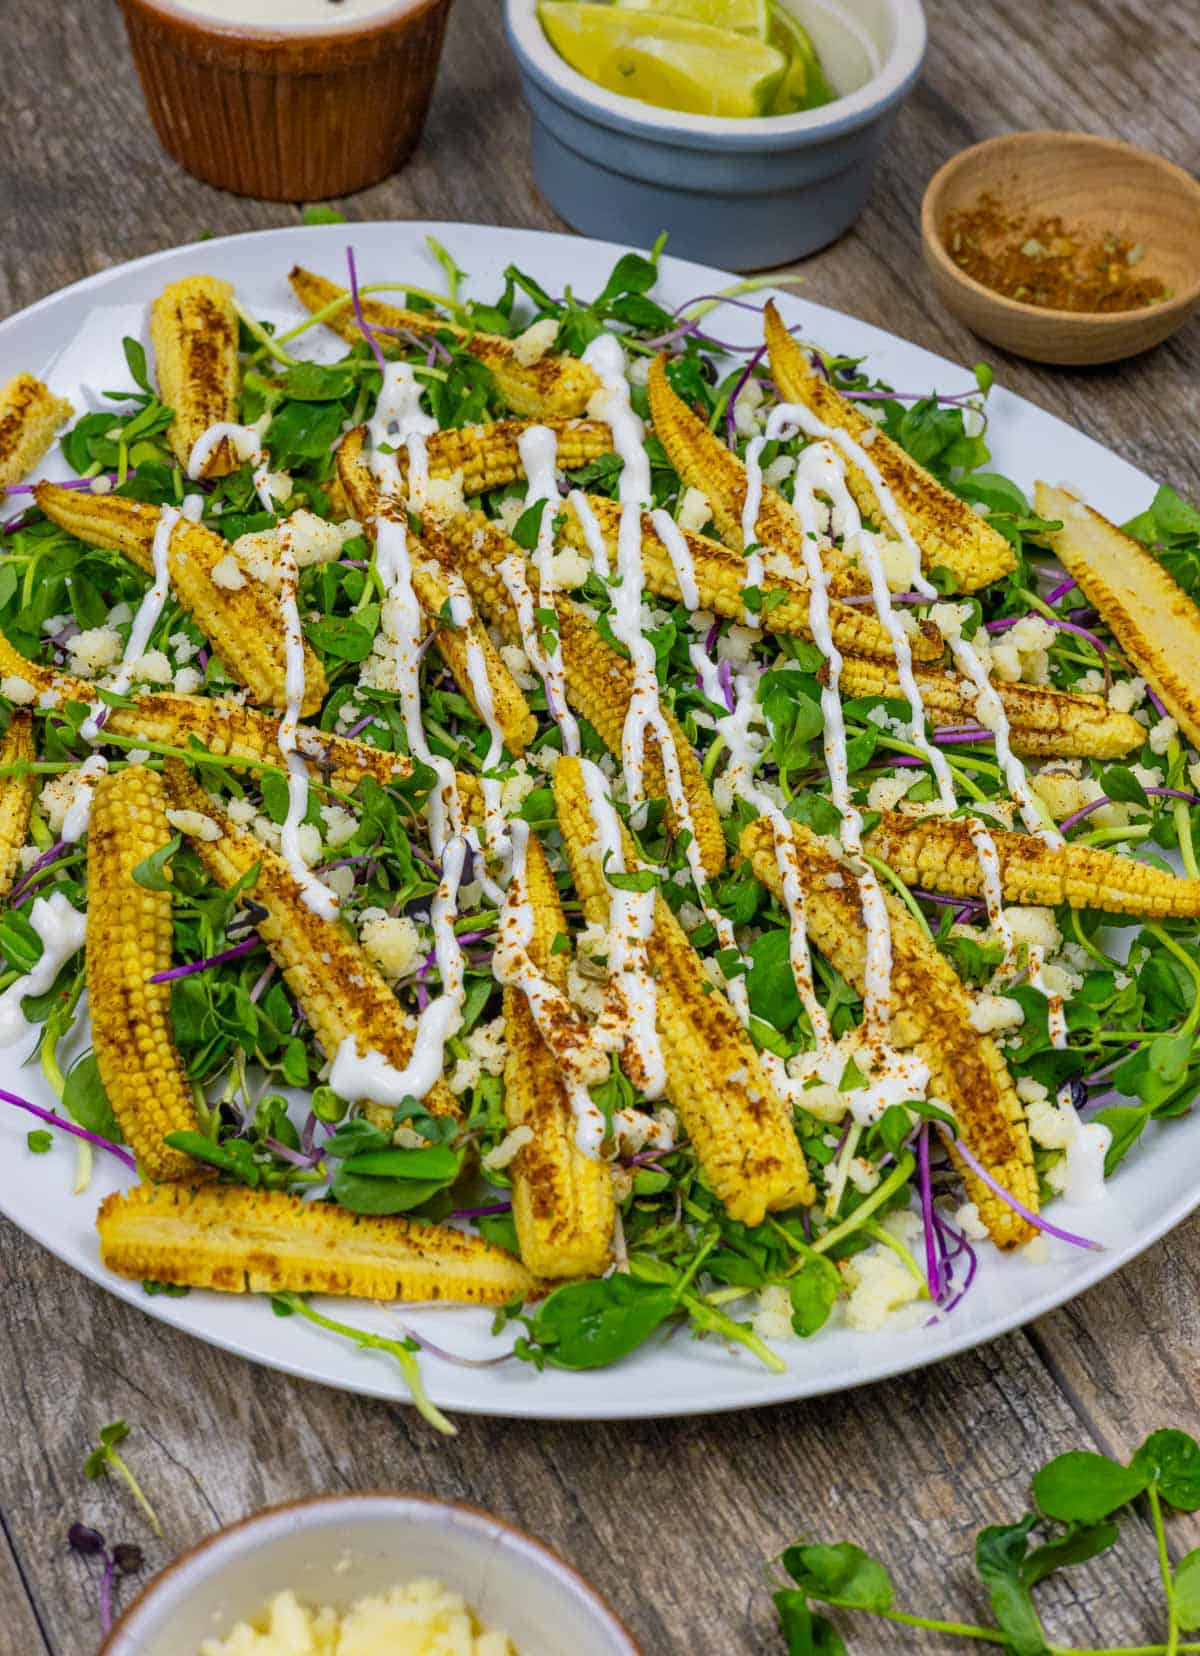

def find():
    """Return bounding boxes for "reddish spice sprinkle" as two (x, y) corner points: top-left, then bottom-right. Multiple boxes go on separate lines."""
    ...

(942, 192), (1170, 314)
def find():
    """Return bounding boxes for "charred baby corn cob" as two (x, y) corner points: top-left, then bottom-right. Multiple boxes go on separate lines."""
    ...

(0, 373), (73, 492)
(837, 655), (1144, 759)
(97, 1182), (535, 1302)
(336, 430), (537, 755)
(503, 830), (615, 1278)
(764, 302), (1016, 594)
(395, 418), (611, 496)
(646, 355), (868, 597)
(87, 768), (205, 1182)
(740, 816), (1037, 1248)
(34, 483), (326, 716)
(0, 713), (35, 900)
(0, 629), (403, 792)
(1036, 484), (1200, 750)
(150, 276), (240, 476)
(868, 811), (1200, 918)
(554, 756), (813, 1225)
(560, 493), (944, 664)
(165, 764), (458, 1121)
(426, 508), (726, 877)
(289, 266), (600, 419)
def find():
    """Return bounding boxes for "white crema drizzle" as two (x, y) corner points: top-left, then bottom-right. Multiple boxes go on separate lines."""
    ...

(0, 892), (87, 1047)
(504, 425), (580, 753)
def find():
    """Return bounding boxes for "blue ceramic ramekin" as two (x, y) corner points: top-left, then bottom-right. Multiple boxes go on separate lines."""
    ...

(505, 0), (926, 269)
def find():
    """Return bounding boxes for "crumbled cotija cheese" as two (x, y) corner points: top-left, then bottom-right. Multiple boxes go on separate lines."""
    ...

(199, 1581), (516, 1656)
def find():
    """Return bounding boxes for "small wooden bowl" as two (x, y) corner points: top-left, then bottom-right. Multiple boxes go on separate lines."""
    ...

(920, 131), (1200, 366)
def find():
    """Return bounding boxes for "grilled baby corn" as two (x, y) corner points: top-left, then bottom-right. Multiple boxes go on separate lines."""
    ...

(741, 816), (1036, 1248)
(503, 830), (615, 1278)
(0, 630), (403, 792)
(1035, 484), (1200, 751)
(0, 373), (73, 492)
(868, 811), (1200, 918)
(35, 484), (326, 716)
(97, 1182), (535, 1302)
(560, 493), (943, 664)
(289, 266), (600, 419)
(764, 300), (1016, 594)
(0, 713), (35, 900)
(336, 430), (537, 755)
(395, 418), (611, 497)
(646, 355), (868, 597)
(426, 509), (726, 877)
(150, 276), (240, 476)
(554, 756), (813, 1225)
(87, 769), (205, 1182)
(165, 764), (458, 1121)
(837, 656), (1144, 759)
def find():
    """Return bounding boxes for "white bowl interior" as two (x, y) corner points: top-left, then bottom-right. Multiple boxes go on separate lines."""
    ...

(781, 0), (885, 95)
(105, 1498), (637, 1656)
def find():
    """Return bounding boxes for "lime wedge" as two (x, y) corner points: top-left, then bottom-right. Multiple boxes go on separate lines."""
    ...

(614, 0), (770, 41)
(766, 1), (837, 112)
(539, 2), (787, 117)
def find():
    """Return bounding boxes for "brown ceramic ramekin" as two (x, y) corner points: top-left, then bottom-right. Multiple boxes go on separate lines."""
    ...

(117, 0), (454, 202)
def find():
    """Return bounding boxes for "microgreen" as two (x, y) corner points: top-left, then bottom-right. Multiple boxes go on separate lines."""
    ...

(771, 1428), (1200, 1654)
(83, 1421), (163, 1538)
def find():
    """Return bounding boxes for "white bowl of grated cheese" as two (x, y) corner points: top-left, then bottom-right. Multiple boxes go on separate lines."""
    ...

(99, 1493), (640, 1656)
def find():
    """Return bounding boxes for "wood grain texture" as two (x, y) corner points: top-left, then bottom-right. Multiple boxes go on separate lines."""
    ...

(3, 0), (1200, 1651)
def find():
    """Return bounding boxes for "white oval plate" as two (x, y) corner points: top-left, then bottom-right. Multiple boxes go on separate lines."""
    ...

(0, 221), (1181, 1420)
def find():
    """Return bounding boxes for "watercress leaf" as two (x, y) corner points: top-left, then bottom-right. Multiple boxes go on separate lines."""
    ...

(772, 1593), (846, 1656)
(132, 834), (182, 891)
(330, 1166), (450, 1215)
(0, 908), (44, 974)
(122, 337), (154, 395)
(307, 614), (376, 663)
(163, 1131), (261, 1187)
(1095, 1104), (1150, 1175)
(1131, 1429), (1200, 1511)
(975, 1519), (1049, 1656)
(63, 1053), (124, 1143)
(781, 1543), (892, 1611)
(527, 1276), (676, 1370)
(788, 1257), (841, 1338)
(1101, 764), (1149, 807)
(266, 400), (345, 468)
(324, 1118), (398, 1158)
(784, 794), (843, 837)
(1174, 1549), (1200, 1628)
(282, 360), (356, 401)
(512, 500), (548, 551)
(745, 929), (800, 1031)
(595, 251), (659, 303)
(1020, 1520), (1119, 1587)
(301, 205), (347, 225)
(339, 1145), (461, 1181)
(1032, 1451), (1147, 1522)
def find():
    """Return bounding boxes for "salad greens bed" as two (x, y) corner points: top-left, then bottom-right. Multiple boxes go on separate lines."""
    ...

(4, 234), (1200, 1414)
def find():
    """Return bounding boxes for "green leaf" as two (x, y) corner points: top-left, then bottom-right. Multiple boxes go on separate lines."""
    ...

(512, 500), (548, 551)
(1102, 764), (1149, 808)
(1032, 1451), (1147, 1522)
(1095, 1104), (1150, 1175)
(1020, 1521), (1119, 1586)
(324, 1117), (393, 1158)
(307, 613), (376, 663)
(0, 908), (43, 974)
(595, 251), (659, 305)
(525, 1276), (676, 1370)
(301, 205), (347, 224)
(340, 1145), (461, 1181)
(63, 1053), (123, 1144)
(1174, 1549), (1200, 1629)
(330, 1165), (453, 1215)
(784, 794), (843, 837)
(282, 360), (356, 401)
(1123, 485), (1200, 603)
(788, 1257), (841, 1338)
(745, 929), (801, 1031)
(975, 1519), (1049, 1656)
(122, 337), (154, 396)
(781, 1542), (892, 1611)
(163, 1130), (261, 1187)
(772, 1592), (847, 1656)
(1131, 1429), (1200, 1511)
(26, 1129), (52, 1153)
(266, 399), (345, 469)
(132, 833), (182, 891)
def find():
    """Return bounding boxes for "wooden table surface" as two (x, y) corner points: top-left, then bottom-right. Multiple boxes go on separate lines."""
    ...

(3, 1), (1200, 1651)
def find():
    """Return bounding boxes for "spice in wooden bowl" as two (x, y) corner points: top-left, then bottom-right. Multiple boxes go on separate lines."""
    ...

(943, 193), (1169, 314)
